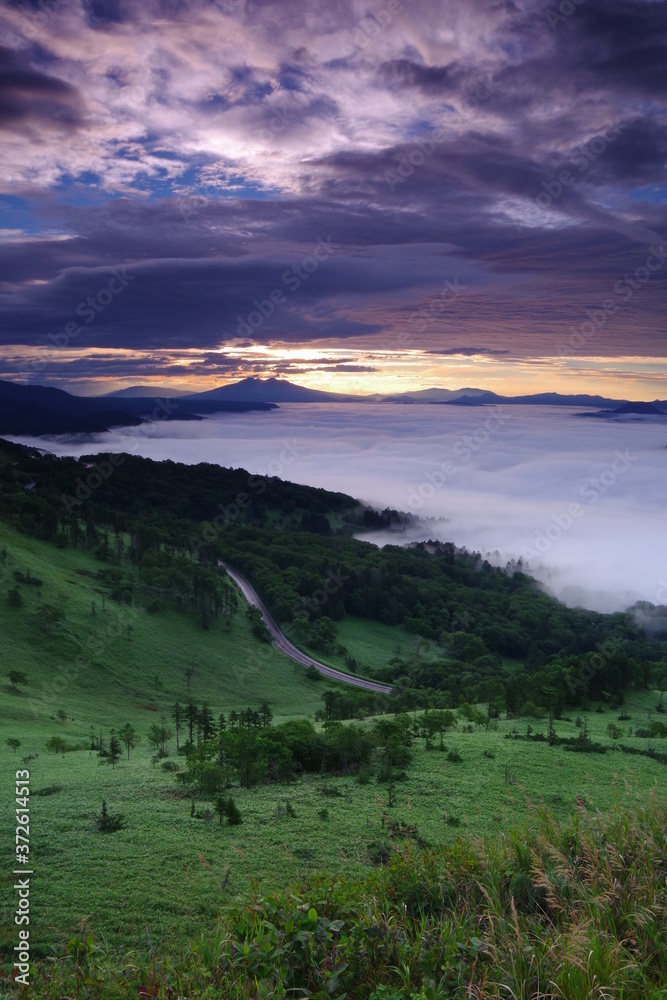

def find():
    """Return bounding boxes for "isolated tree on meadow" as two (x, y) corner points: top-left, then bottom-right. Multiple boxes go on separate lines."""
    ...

(6, 737), (21, 753)
(120, 724), (139, 759)
(171, 703), (184, 748)
(148, 721), (173, 753)
(148, 724), (162, 752)
(8, 670), (27, 690)
(108, 732), (122, 768)
(97, 799), (125, 833)
(225, 795), (243, 826)
(35, 603), (65, 633)
(46, 736), (68, 757)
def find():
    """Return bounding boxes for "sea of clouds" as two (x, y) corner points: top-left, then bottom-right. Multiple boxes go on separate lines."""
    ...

(10, 403), (667, 613)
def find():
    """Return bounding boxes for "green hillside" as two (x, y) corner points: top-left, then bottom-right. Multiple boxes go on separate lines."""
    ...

(0, 522), (328, 738)
(1, 441), (666, 998)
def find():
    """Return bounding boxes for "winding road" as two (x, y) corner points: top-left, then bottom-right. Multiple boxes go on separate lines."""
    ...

(219, 562), (393, 694)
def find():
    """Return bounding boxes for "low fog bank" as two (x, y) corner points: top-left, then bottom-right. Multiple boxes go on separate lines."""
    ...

(9, 403), (666, 614)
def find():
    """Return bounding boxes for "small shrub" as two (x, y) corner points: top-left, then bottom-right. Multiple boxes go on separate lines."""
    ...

(317, 807), (329, 821)
(294, 847), (316, 860)
(97, 800), (125, 833)
(285, 799), (297, 818)
(226, 796), (243, 826)
(522, 701), (546, 719)
(367, 839), (391, 865)
(161, 761), (180, 772)
(320, 784), (343, 797)
(447, 748), (463, 763)
(482, 749), (495, 759)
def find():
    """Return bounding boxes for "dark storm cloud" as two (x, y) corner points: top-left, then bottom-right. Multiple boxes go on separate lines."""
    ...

(82, 0), (129, 27)
(378, 58), (460, 96)
(565, 0), (667, 95)
(581, 118), (667, 183)
(0, 46), (84, 130)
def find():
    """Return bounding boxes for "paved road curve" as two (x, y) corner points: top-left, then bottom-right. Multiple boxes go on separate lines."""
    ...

(220, 562), (393, 695)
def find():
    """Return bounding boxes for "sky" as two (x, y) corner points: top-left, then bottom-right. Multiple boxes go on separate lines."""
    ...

(9, 403), (666, 611)
(0, 0), (665, 398)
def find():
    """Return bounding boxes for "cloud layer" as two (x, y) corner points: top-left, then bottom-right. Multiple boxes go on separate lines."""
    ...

(0, 0), (665, 393)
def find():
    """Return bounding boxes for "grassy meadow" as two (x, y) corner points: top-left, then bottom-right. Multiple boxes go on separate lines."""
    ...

(0, 520), (666, 996)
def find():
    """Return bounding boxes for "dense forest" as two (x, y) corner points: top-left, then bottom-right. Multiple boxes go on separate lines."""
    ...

(1, 439), (665, 717)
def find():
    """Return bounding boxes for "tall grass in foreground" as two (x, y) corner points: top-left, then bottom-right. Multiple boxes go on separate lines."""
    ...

(15, 795), (667, 999)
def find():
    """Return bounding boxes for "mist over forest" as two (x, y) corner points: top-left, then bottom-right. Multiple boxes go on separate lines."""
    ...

(10, 402), (666, 613)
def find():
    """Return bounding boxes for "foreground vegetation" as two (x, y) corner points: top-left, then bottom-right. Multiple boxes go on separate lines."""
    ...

(2, 439), (667, 997)
(15, 794), (667, 999)
(1, 683), (665, 971)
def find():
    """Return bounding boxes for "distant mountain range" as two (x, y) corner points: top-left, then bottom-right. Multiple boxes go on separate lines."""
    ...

(2, 377), (666, 437)
(0, 380), (276, 436)
(577, 401), (667, 419)
(101, 377), (665, 409)
(434, 390), (640, 408)
(105, 385), (192, 398)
